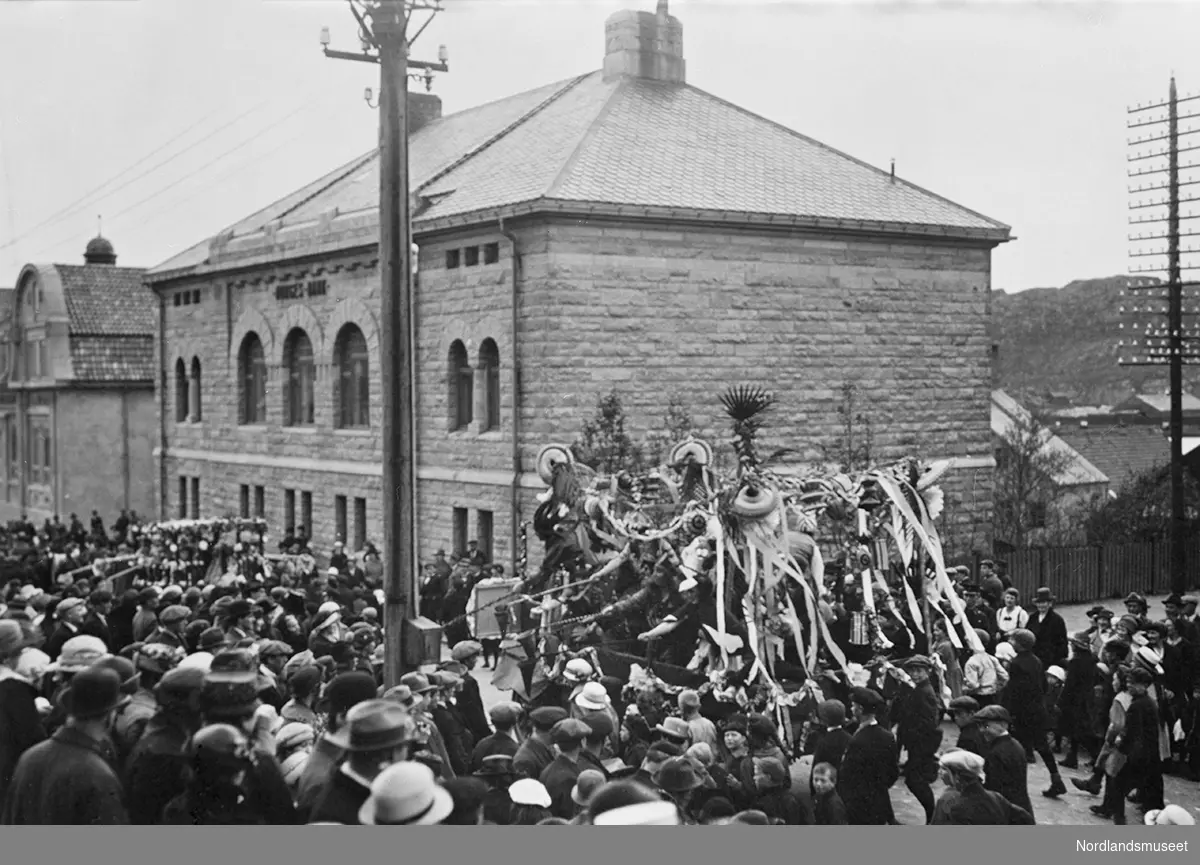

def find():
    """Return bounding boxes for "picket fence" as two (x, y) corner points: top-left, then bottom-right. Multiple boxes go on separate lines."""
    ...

(994, 539), (1200, 604)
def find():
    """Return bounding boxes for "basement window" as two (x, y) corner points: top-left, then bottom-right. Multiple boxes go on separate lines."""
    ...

(483, 242), (500, 265)
(445, 249), (461, 269)
(463, 245), (480, 267)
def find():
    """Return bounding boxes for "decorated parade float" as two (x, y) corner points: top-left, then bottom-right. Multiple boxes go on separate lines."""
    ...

(488, 386), (985, 752)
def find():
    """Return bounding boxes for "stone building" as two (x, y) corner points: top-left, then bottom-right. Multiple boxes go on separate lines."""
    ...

(1, 237), (157, 523)
(147, 1), (1009, 572)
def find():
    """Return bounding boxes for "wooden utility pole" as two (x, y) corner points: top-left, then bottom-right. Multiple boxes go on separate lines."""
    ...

(1124, 76), (1200, 596)
(322, 1), (448, 686)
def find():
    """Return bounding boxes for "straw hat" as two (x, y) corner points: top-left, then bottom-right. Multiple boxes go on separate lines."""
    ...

(574, 681), (611, 711)
(358, 762), (454, 826)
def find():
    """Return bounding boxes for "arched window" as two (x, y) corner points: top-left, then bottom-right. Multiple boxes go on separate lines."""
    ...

(334, 324), (370, 428)
(239, 333), (267, 425)
(190, 357), (202, 422)
(174, 358), (189, 422)
(449, 340), (472, 430)
(479, 338), (500, 431)
(284, 328), (315, 426)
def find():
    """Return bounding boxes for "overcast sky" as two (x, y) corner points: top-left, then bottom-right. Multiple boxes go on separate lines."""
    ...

(1, 0), (1198, 292)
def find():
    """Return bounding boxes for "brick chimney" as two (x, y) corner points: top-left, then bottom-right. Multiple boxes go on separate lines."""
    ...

(602, 0), (685, 84)
(408, 92), (442, 134)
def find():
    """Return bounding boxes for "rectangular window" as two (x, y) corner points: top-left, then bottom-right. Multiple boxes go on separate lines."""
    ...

(445, 249), (460, 269)
(239, 485), (250, 519)
(483, 242), (500, 265)
(284, 489), (296, 533)
(463, 245), (480, 267)
(477, 510), (494, 563)
(1028, 501), (1048, 530)
(178, 477), (188, 519)
(452, 507), (468, 559)
(253, 485), (265, 519)
(301, 491), (313, 538)
(192, 289), (201, 305)
(335, 495), (348, 545)
(189, 476), (200, 519)
(38, 342), (48, 379)
(173, 293), (181, 307)
(353, 498), (367, 552)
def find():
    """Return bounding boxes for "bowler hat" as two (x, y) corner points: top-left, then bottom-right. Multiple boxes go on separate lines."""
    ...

(1033, 587), (1054, 603)
(1086, 605), (1108, 618)
(326, 699), (416, 752)
(65, 667), (129, 719)
(93, 655), (141, 693)
(325, 672), (379, 715)
(973, 705), (1012, 725)
(476, 754), (517, 778)
(198, 627), (228, 652)
(571, 769), (606, 806)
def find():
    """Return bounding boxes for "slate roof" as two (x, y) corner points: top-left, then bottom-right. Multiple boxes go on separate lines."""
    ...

(992, 390), (1108, 487)
(1054, 424), (1171, 492)
(149, 70), (1009, 277)
(68, 336), (156, 383)
(1113, 393), (1200, 417)
(52, 264), (156, 336)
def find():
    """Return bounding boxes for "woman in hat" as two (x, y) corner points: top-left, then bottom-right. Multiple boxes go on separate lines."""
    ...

(0, 620), (46, 807)
(1027, 588), (1068, 671)
(162, 723), (266, 824)
(1086, 607), (1115, 658)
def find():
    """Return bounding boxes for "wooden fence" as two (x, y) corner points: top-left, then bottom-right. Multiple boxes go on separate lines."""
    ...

(996, 539), (1200, 604)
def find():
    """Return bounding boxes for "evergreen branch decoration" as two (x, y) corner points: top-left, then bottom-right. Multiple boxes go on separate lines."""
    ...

(720, 385), (776, 473)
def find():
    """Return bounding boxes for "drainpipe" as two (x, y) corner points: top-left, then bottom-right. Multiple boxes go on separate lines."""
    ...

(157, 290), (167, 520)
(499, 217), (521, 578)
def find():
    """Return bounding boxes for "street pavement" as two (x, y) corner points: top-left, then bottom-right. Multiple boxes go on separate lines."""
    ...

(431, 592), (1200, 824)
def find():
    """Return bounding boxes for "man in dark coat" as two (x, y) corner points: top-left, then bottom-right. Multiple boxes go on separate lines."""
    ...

(894, 656), (944, 824)
(962, 584), (997, 642)
(948, 696), (987, 756)
(1027, 588), (1068, 671)
(470, 702), (521, 773)
(81, 590), (117, 653)
(931, 749), (1035, 825)
(448, 641), (493, 745)
(837, 687), (900, 825)
(974, 705), (1034, 818)
(1101, 667), (1163, 825)
(808, 699), (853, 782)
(1001, 628), (1066, 797)
(0, 622), (46, 807)
(1058, 632), (1099, 770)
(539, 719), (589, 820)
(123, 666), (205, 824)
(308, 701), (416, 825)
(45, 597), (87, 660)
(513, 706), (564, 780)
(1, 667), (129, 825)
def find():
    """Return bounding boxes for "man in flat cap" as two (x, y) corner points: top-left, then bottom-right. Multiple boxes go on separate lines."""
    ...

(837, 688), (899, 825)
(146, 605), (190, 650)
(448, 641), (491, 744)
(540, 718), (591, 819)
(948, 696), (985, 756)
(470, 702), (522, 772)
(132, 589), (160, 644)
(931, 749), (1034, 825)
(974, 704), (1034, 817)
(513, 706), (566, 781)
(893, 655), (943, 823)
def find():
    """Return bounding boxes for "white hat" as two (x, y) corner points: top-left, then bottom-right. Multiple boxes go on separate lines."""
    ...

(592, 801), (680, 826)
(177, 652), (214, 673)
(563, 658), (593, 683)
(938, 748), (985, 778)
(1134, 646), (1165, 675)
(359, 762), (454, 825)
(328, 567), (340, 577)
(1144, 805), (1195, 825)
(508, 778), (552, 808)
(995, 642), (1016, 662)
(1046, 665), (1066, 682)
(574, 681), (611, 711)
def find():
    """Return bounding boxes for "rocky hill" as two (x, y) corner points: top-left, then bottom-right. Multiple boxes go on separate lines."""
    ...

(992, 275), (1200, 406)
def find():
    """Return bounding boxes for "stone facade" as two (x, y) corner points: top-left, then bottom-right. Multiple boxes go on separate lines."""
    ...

(155, 213), (997, 573)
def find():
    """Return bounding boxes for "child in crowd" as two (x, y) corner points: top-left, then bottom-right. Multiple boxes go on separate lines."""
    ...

(810, 762), (847, 825)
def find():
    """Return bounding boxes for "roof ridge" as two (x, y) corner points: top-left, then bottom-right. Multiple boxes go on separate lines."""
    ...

(544, 76), (626, 199)
(271, 149), (379, 225)
(681, 81), (1012, 234)
(415, 72), (595, 199)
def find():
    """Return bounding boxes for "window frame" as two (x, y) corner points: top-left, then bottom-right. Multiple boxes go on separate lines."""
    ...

(335, 324), (370, 429)
(284, 328), (316, 427)
(239, 333), (267, 425)
(448, 340), (472, 430)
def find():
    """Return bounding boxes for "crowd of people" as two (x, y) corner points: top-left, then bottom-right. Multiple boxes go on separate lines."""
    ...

(0, 510), (1198, 825)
